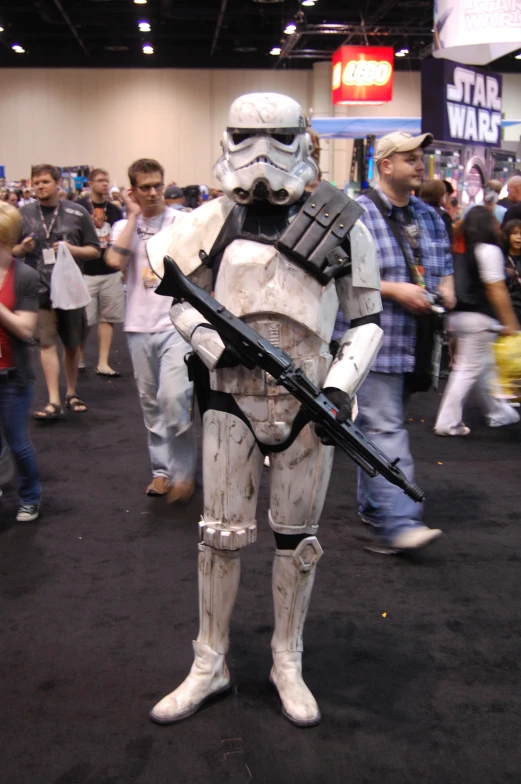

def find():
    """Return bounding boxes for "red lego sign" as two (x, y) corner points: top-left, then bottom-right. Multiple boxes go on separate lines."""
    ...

(332, 46), (395, 105)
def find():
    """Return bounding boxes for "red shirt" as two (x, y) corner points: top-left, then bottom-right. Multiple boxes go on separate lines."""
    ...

(0, 264), (16, 369)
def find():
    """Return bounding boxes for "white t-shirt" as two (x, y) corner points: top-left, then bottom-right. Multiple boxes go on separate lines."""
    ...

(474, 243), (506, 284)
(111, 207), (178, 332)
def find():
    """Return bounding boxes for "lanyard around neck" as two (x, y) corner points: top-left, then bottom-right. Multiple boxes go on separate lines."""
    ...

(38, 202), (61, 242)
(367, 189), (426, 287)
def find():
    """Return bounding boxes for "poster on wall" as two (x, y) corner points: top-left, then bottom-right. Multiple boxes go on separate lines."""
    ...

(433, 0), (521, 65)
(421, 59), (502, 147)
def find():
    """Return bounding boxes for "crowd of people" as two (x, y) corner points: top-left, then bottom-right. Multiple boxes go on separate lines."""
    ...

(0, 146), (520, 541)
(1, 182), (223, 214)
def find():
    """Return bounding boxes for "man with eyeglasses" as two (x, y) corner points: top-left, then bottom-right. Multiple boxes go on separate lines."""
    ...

(105, 158), (196, 502)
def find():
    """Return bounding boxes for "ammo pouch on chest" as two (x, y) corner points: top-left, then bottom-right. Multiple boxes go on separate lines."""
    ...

(275, 181), (364, 285)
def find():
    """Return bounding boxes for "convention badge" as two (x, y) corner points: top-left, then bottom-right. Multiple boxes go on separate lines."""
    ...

(142, 266), (159, 289)
(43, 247), (56, 266)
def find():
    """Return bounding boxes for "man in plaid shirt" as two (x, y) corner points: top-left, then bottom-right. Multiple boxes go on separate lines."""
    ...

(351, 131), (455, 554)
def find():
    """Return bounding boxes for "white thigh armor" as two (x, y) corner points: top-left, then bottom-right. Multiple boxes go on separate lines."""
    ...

(201, 410), (334, 548)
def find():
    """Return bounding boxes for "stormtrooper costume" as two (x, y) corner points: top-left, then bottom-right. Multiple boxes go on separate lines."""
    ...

(146, 93), (383, 727)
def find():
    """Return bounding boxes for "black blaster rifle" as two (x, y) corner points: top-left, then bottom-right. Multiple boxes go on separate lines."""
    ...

(156, 256), (424, 503)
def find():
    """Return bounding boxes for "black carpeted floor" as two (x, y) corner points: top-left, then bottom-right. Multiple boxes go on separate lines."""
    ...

(1, 329), (521, 784)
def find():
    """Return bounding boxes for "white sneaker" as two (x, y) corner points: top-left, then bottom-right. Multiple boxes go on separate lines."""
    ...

(434, 425), (470, 436)
(391, 526), (442, 551)
(486, 407), (520, 427)
(16, 503), (40, 522)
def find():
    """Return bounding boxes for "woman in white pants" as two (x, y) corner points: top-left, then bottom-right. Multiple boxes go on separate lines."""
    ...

(435, 207), (520, 436)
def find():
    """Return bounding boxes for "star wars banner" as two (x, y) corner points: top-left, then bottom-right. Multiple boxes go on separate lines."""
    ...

(433, 0), (521, 65)
(421, 59), (502, 147)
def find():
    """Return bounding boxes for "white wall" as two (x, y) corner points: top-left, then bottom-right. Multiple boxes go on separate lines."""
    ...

(500, 74), (521, 142)
(2, 64), (519, 188)
(0, 68), (312, 185)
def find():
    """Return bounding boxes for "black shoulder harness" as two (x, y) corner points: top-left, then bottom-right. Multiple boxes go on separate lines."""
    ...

(204, 200), (299, 286)
(203, 184), (362, 287)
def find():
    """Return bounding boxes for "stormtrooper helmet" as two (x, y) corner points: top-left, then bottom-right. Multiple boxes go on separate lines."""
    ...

(214, 93), (318, 206)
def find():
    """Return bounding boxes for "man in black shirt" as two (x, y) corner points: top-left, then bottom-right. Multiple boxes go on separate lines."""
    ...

(502, 176), (521, 225)
(13, 164), (100, 419)
(77, 169), (123, 376)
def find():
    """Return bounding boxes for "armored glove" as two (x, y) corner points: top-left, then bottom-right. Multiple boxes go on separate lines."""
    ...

(315, 387), (354, 445)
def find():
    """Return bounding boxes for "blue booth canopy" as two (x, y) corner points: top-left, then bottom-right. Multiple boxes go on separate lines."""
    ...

(311, 116), (521, 139)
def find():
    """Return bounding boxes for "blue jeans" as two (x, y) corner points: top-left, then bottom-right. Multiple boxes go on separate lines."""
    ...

(356, 371), (423, 545)
(0, 382), (41, 505)
(126, 329), (197, 483)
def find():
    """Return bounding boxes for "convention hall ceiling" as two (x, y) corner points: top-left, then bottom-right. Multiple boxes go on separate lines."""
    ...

(0, 0), (520, 72)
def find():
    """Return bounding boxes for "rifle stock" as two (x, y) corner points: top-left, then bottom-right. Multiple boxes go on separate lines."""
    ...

(156, 256), (425, 503)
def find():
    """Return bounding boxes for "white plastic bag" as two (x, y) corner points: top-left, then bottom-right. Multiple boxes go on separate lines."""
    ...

(50, 241), (92, 310)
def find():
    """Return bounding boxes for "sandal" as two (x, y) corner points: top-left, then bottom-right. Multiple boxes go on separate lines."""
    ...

(33, 403), (64, 421)
(65, 394), (88, 413)
(95, 368), (121, 378)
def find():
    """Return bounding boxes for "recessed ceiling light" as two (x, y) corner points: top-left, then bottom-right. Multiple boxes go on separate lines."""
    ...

(270, 46), (281, 55)
(134, 0), (147, 4)
(515, 53), (521, 59)
(138, 21), (151, 32)
(142, 43), (154, 54)
(395, 49), (407, 57)
(302, 0), (316, 6)
(12, 44), (25, 53)
(284, 23), (297, 35)
(0, 26), (4, 32)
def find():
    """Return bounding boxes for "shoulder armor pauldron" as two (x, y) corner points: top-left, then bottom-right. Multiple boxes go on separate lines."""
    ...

(275, 182), (364, 285)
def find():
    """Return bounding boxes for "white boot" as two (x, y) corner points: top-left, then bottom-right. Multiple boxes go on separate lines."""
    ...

(150, 544), (240, 724)
(150, 641), (230, 723)
(270, 536), (323, 727)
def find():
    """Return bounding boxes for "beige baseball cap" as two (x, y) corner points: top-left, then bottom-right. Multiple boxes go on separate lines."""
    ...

(374, 131), (434, 163)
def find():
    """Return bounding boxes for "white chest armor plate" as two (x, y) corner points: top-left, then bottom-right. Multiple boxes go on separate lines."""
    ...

(211, 239), (338, 401)
(214, 239), (338, 341)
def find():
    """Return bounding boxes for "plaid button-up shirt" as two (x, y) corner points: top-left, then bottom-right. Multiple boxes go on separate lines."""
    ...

(333, 187), (453, 374)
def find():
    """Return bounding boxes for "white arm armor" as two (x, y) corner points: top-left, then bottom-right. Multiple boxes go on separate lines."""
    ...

(171, 302), (226, 371)
(324, 323), (383, 399)
(326, 218), (383, 398)
(335, 219), (382, 321)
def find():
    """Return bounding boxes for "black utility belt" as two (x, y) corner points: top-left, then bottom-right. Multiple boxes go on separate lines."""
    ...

(0, 367), (18, 382)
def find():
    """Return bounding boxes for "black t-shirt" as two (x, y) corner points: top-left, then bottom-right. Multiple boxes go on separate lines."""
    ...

(18, 199), (100, 302)
(506, 253), (521, 320)
(502, 202), (521, 226)
(76, 198), (123, 275)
